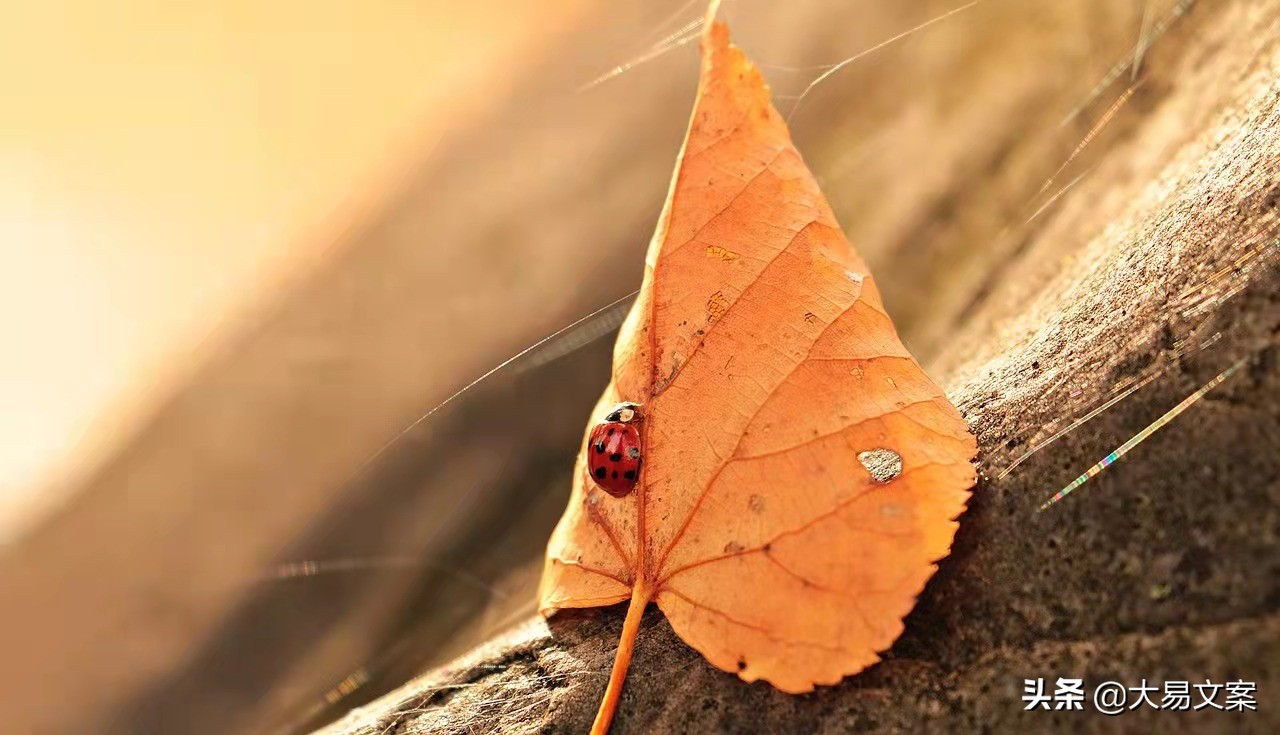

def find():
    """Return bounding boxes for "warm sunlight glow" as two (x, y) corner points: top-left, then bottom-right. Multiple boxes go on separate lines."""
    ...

(0, 0), (584, 540)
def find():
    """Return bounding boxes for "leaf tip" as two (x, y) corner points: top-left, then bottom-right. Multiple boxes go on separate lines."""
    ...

(703, 0), (723, 28)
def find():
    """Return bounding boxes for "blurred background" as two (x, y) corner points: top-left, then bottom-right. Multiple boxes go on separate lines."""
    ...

(0, 1), (1202, 733)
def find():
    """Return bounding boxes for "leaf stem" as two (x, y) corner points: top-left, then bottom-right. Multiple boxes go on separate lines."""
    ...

(590, 579), (652, 735)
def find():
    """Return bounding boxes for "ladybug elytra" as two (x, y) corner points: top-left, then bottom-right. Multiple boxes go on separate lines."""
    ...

(587, 402), (643, 498)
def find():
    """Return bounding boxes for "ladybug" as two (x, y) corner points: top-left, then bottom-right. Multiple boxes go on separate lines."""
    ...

(587, 402), (643, 498)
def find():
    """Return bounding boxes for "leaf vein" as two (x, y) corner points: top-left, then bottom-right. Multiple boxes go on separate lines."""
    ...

(662, 586), (851, 655)
(658, 461), (955, 582)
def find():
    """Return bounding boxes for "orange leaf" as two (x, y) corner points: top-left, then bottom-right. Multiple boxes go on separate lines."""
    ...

(540, 7), (976, 733)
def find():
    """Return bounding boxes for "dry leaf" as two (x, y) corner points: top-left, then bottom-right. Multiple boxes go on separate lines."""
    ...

(540, 6), (976, 732)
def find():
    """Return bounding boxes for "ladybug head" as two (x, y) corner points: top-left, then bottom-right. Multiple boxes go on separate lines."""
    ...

(605, 402), (643, 424)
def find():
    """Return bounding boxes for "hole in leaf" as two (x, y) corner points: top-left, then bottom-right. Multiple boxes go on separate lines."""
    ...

(858, 448), (903, 483)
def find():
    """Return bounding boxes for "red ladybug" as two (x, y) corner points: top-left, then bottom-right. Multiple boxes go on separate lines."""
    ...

(587, 402), (643, 498)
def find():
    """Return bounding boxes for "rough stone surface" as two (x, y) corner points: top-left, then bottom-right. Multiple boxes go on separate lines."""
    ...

(318, 2), (1280, 732)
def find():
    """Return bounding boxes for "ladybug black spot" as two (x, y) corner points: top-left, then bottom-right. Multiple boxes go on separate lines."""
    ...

(627, 447), (641, 459)
(595, 467), (607, 480)
(610, 453), (623, 462)
(612, 471), (619, 479)
(624, 470), (636, 480)
(607, 427), (615, 436)
(595, 442), (605, 454)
